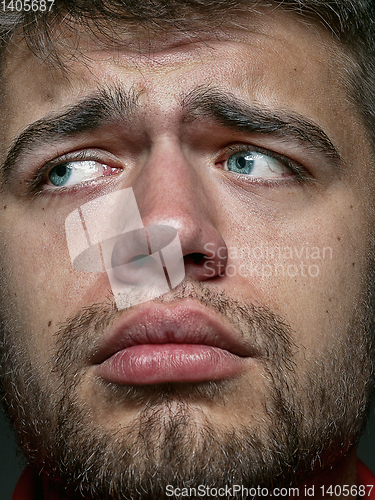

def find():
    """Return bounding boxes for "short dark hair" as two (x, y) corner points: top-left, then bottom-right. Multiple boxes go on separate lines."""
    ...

(1, 0), (375, 144)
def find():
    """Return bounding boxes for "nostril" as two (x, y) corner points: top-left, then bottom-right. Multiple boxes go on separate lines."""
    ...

(186, 253), (206, 265)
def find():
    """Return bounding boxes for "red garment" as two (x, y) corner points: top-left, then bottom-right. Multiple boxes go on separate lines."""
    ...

(12, 460), (375, 500)
(358, 461), (375, 498)
(12, 465), (43, 500)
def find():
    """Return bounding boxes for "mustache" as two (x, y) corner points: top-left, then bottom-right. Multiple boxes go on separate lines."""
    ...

(52, 280), (297, 380)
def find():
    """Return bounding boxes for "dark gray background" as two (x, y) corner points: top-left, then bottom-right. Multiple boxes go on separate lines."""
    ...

(1, 399), (374, 499)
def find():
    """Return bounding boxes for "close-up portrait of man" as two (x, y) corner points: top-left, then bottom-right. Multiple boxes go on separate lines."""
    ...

(0, 1), (375, 499)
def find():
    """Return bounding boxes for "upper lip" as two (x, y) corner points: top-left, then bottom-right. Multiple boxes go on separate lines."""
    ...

(93, 299), (258, 364)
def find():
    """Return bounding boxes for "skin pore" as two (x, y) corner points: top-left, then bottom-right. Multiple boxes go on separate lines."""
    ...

(0, 6), (374, 499)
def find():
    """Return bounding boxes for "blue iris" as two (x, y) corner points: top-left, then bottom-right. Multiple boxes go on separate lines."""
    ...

(48, 164), (72, 186)
(227, 151), (256, 174)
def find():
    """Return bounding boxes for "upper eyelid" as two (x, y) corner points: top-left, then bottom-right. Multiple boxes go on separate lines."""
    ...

(28, 142), (306, 194)
(46, 150), (98, 167)
(28, 150), (117, 190)
(37, 143), (289, 182)
(42, 147), (123, 170)
(218, 143), (300, 168)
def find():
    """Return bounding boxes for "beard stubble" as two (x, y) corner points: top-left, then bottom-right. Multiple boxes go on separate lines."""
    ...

(0, 281), (373, 499)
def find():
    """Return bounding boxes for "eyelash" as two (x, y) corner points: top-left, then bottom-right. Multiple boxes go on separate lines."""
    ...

(218, 144), (309, 184)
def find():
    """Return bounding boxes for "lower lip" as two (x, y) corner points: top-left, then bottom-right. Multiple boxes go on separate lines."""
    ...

(95, 344), (245, 385)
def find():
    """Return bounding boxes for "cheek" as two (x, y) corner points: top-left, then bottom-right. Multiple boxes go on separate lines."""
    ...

(0, 211), (112, 355)
(220, 196), (371, 355)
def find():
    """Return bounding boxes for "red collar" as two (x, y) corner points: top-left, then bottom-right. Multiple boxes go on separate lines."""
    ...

(12, 460), (375, 500)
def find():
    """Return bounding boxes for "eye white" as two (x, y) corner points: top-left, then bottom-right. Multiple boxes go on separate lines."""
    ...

(224, 151), (290, 178)
(47, 161), (105, 187)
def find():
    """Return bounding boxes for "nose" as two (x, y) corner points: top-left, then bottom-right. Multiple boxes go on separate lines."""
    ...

(131, 139), (228, 282)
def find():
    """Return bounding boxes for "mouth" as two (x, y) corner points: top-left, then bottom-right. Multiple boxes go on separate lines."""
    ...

(93, 299), (258, 385)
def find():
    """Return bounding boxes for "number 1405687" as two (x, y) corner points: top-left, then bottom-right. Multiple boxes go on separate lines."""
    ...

(2, 0), (54, 11)
(320, 485), (374, 497)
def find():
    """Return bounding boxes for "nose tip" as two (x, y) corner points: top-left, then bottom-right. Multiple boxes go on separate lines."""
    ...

(133, 216), (228, 283)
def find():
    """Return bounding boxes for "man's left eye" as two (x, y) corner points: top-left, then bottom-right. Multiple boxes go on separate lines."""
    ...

(222, 150), (291, 178)
(47, 160), (113, 187)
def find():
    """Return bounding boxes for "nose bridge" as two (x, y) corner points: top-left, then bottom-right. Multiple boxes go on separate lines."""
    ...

(133, 136), (205, 234)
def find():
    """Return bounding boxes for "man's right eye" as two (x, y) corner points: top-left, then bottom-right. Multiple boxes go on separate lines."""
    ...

(47, 160), (120, 188)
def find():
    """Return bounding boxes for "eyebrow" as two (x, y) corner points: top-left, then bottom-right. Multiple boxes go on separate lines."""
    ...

(1, 84), (140, 182)
(182, 86), (343, 166)
(2, 83), (343, 183)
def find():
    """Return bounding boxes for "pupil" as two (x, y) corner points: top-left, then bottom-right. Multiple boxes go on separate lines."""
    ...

(55, 165), (68, 177)
(236, 156), (246, 169)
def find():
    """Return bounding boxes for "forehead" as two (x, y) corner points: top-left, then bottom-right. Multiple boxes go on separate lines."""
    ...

(0, 7), (370, 167)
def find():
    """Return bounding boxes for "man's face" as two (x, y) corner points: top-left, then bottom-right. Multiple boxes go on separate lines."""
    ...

(0, 7), (374, 498)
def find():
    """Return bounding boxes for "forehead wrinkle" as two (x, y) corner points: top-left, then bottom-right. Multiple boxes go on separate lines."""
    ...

(1, 82), (142, 182)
